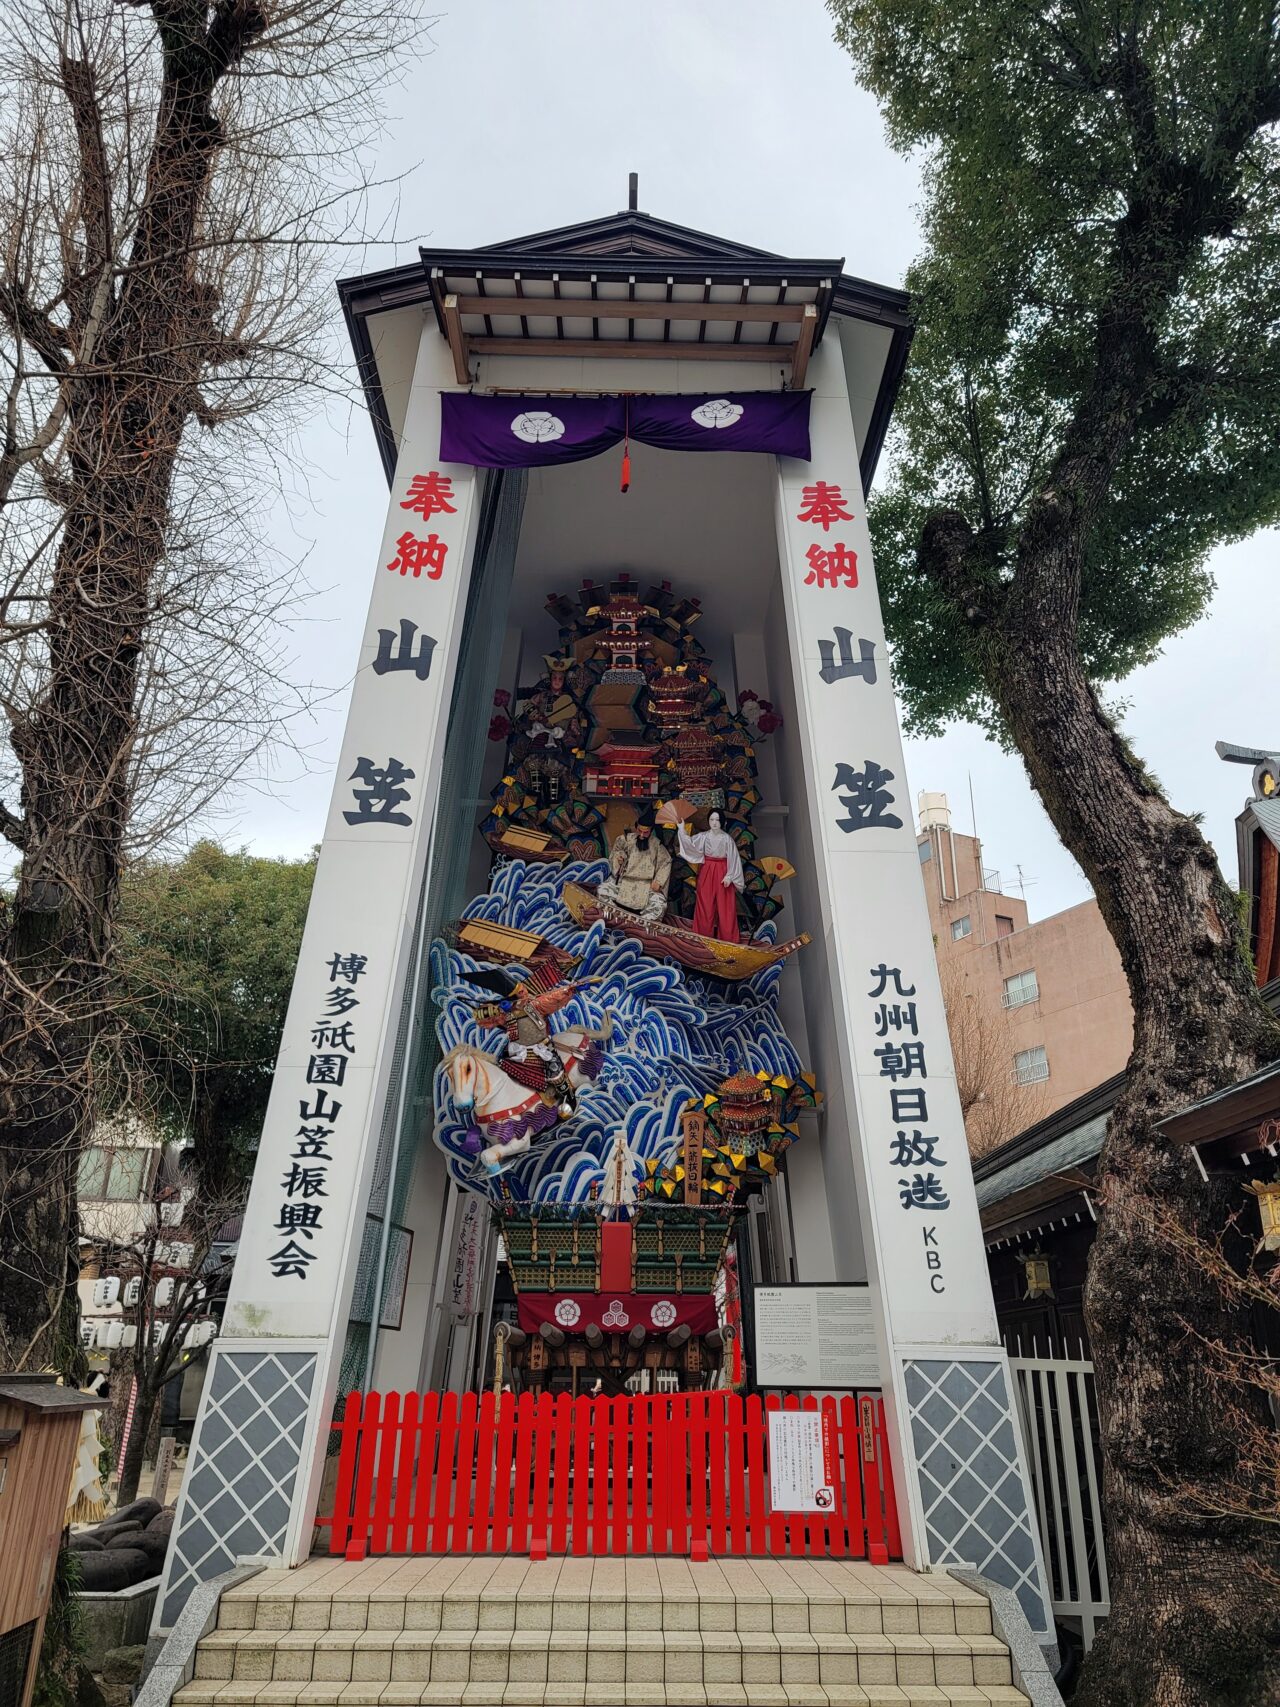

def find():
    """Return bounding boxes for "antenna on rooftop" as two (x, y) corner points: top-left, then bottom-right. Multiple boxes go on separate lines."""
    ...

(628, 172), (639, 212)
(1014, 863), (1038, 904)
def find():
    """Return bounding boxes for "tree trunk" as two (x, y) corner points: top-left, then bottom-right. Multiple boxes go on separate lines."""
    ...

(0, 27), (258, 1369)
(116, 1377), (156, 1507)
(979, 552), (1280, 1705)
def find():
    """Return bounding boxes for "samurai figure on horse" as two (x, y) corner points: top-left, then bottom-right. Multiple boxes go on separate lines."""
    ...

(466, 957), (598, 1119)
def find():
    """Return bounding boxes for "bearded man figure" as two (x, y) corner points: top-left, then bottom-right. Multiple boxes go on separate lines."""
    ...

(597, 807), (671, 923)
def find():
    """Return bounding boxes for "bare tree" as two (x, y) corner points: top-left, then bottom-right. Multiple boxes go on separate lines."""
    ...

(0, 0), (427, 1371)
(85, 1136), (243, 1504)
(938, 963), (1048, 1157)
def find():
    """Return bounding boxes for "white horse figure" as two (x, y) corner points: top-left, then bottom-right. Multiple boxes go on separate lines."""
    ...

(441, 1018), (612, 1175)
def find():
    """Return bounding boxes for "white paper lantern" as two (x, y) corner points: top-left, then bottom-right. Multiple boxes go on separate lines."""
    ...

(99, 1321), (125, 1349)
(120, 1325), (138, 1348)
(91, 1277), (119, 1308)
(184, 1320), (216, 1349)
(154, 1277), (176, 1307)
(80, 1322), (98, 1349)
(123, 1277), (142, 1307)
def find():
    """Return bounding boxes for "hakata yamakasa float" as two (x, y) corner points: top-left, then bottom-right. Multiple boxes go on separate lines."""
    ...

(157, 197), (1053, 1649)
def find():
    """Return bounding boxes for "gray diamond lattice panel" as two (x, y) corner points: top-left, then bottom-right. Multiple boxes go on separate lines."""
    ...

(904, 1358), (1050, 1636)
(159, 1349), (317, 1627)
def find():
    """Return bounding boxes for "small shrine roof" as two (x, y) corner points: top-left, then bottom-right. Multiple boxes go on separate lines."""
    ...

(339, 206), (912, 492)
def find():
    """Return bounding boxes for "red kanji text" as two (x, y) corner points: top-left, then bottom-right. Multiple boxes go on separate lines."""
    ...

(797, 480), (854, 531)
(804, 542), (858, 589)
(386, 531), (447, 579)
(400, 471), (457, 519)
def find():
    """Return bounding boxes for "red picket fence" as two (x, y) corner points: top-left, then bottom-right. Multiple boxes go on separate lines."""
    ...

(319, 1389), (901, 1564)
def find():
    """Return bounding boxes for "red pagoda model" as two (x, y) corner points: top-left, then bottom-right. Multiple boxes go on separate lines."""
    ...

(595, 593), (652, 680)
(584, 737), (661, 799)
(670, 723), (724, 801)
(647, 666), (705, 730)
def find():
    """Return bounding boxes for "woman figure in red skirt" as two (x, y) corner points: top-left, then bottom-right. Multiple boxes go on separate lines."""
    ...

(677, 808), (744, 942)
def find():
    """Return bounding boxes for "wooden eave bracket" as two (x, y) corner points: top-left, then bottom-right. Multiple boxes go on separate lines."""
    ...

(442, 293), (471, 385)
(790, 303), (818, 389)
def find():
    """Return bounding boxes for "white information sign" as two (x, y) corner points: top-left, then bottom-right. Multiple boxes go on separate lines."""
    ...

(754, 1284), (880, 1390)
(767, 1410), (836, 1513)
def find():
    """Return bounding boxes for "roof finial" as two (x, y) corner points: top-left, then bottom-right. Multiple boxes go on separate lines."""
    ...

(628, 171), (638, 212)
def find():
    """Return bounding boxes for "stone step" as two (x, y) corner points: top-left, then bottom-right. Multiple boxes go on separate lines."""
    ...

(174, 1685), (1031, 1707)
(188, 1627), (1016, 1691)
(217, 1566), (994, 1640)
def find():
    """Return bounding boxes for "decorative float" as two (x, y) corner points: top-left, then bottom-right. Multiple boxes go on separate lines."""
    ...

(431, 578), (820, 1392)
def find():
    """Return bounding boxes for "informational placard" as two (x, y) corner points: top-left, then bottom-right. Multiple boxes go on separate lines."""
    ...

(767, 1409), (836, 1512)
(754, 1284), (880, 1390)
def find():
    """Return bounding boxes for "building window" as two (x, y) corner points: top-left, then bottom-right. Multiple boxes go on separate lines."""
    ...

(995, 914), (1014, 937)
(951, 916), (972, 941)
(77, 1146), (151, 1202)
(918, 839), (933, 863)
(1013, 1046), (1050, 1085)
(1002, 969), (1040, 1008)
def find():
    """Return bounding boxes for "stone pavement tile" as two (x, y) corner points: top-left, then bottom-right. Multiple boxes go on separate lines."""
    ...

(544, 1634), (587, 1685)
(534, 1687), (585, 1707)
(699, 1630), (743, 1685)
(289, 1603), (332, 1633)
(659, 1689), (709, 1707)
(661, 1631), (703, 1681)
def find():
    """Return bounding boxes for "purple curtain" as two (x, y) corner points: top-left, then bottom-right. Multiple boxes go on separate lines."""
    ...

(439, 391), (811, 468)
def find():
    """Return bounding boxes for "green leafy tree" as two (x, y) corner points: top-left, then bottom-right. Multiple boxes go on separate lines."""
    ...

(107, 842), (315, 1193)
(829, 4), (1280, 1702)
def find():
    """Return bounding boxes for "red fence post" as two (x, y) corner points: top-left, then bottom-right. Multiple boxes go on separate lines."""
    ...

(530, 1392), (554, 1560)
(569, 1396), (591, 1556)
(409, 1391), (438, 1553)
(550, 1393), (573, 1555)
(348, 1391), (381, 1560)
(876, 1398), (903, 1561)
(391, 1392), (419, 1554)
(745, 1393), (766, 1555)
(450, 1392), (479, 1553)
(470, 1391), (497, 1553)
(328, 1391), (362, 1557)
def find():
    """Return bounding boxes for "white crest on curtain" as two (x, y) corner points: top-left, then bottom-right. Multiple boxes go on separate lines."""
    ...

(691, 399), (744, 429)
(511, 410), (565, 444)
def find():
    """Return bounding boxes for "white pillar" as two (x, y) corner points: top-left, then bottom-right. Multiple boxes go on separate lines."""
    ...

(156, 329), (479, 1627)
(773, 334), (1053, 1638)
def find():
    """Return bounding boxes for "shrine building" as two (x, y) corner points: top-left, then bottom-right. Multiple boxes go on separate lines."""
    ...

(155, 198), (1055, 1675)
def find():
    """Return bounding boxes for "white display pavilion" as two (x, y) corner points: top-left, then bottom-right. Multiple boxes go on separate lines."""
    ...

(157, 203), (1052, 1644)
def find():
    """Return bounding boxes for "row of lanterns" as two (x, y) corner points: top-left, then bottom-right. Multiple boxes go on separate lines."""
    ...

(80, 1317), (217, 1351)
(91, 1275), (185, 1308)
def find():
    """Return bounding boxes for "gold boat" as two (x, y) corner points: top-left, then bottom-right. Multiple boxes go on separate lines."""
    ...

(561, 881), (809, 983)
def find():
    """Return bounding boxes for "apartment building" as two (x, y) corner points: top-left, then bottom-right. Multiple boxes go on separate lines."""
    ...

(917, 792), (1134, 1149)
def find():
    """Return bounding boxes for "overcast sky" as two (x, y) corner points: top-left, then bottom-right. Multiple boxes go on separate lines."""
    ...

(210, 0), (1272, 922)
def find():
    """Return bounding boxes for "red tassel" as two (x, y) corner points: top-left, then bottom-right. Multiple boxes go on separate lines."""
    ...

(620, 449), (631, 493)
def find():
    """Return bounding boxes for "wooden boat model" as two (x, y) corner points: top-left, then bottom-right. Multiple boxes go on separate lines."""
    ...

(562, 881), (810, 983)
(484, 823), (568, 863)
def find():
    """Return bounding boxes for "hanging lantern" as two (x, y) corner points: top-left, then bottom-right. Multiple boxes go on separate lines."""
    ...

(1022, 1248), (1054, 1300)
(1245, 1179), (1280, 1253)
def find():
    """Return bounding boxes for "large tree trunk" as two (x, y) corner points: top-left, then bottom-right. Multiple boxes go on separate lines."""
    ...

(0, 17), (262, 1370)
(979, 536), (1280, 1705)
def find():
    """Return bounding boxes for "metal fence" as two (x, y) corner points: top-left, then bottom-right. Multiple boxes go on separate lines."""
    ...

(1009, 1346), (1110, 1649)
